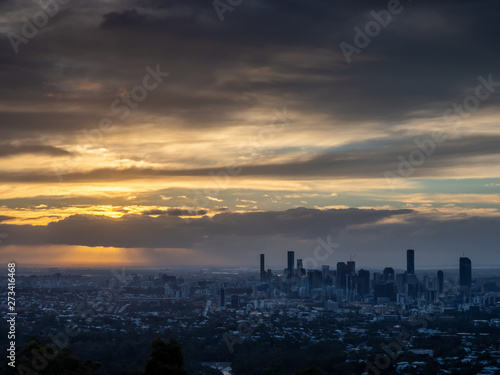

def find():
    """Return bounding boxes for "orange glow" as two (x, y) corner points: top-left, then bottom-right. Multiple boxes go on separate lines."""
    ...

(0, 245), (240, 267)
(0, 245), (141, 267)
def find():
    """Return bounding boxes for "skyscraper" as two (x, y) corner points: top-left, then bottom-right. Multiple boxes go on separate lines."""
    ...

(407, 249), (415, 274)
(287, 251), (294, 272)
(437, 270), (444, 294)
(357, 269), (370, 295)
(459, 257), (472, 288)
(297, 259), (303, 270)
(297, 259), (305, 277)
(347, 261), (356, 275)
(260, 254), (266, 282)
(308, 269), (322, 289)
(383, 267), (395, 281)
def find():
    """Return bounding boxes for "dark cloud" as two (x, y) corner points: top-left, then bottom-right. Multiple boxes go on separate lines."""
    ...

(1, 0), (499, 142)
(92, 0), (500, 124)
(0, 143), (71, 158)
(101, 8), (151, 29)
(142, 208), (208, 216)
(0, 207), (412, 248)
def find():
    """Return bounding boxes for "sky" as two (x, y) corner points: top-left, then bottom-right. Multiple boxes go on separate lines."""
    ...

(0, 0), (499, 270)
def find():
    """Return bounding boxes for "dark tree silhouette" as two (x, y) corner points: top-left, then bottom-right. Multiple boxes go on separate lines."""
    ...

(15, 339), (102, 375)
(144, 337), (188, 375)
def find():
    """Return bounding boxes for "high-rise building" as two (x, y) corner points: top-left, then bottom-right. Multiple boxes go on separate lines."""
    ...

(336, 262), (347, 289)
(407, 249), (415, 274)
(287, 251), (294, 272)
(347, 261), (356, 275)
(374, 282), (396, 302)
(406, 273), (419, 298)
(296, 259), (305, 277)
(459, 257), (472, 288)
(383, 267), (395, 281)
(437, 270), (444, 294)
(357, 269), (370, 295)
(260, 254), (266, 282)
(297, 259), (303, 270)
(396, 273), (406, 294)
(308, 270), (323, 289)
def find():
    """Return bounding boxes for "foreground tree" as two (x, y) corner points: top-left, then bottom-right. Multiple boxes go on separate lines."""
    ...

(143, 337), (188, 375)
(15, 339), (103, 375)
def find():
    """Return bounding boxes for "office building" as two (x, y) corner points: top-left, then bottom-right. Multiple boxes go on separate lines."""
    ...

(347, 261), (356, 275)
(383, 267), (395, 281)
(297, 259), (303, 270)
(260, 254), (266, 282)
(406, 273), (419, 299)
(287, 251), (294, 272)
(459, 257), (472, 288)
(308, 270), (323, 289)
(396, 273), (406, 294)
(297, 259), (305, 277)
(357, 269), (370, 295)
(336, 262), (347, 289)
(437, 270), (444, 294)
(407, 249), (415, 274)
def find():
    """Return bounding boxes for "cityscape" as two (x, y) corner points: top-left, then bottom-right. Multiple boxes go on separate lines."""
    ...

(1, 0), (500, 374)
(1, 248), (500, 374)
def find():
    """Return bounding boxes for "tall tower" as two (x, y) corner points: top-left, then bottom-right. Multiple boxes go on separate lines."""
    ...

(407, 249), (415, 274)
(297, 259), (303, 270)
(459, 257), (471, 288)
(260, 254), (266, 282)
(347, 261), (356, 275)
(437, 270), (444, 294)
(357, 269), (370, 295)
(297, 259), (305, 277)
(383, 267), (395, 281)
(336, 262), (347, 289)
(287, 251), (294, 272)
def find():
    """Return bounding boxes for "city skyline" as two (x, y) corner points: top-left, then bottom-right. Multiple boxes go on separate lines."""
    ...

(259, 248), (478, 275)
(0, 244), (487, 270)
(2, 1), (500, 375)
